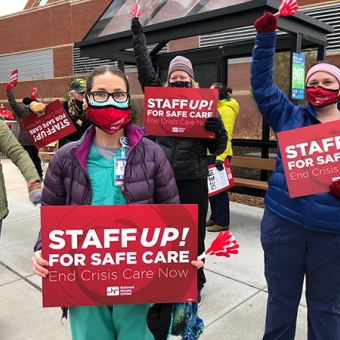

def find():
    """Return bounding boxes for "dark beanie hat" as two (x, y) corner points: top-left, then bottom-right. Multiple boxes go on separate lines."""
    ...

(168, 56), (194, 80)
(23, 97), (34, 105)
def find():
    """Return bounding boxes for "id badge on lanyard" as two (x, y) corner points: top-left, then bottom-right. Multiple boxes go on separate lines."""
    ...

(114, 137), (129, 186)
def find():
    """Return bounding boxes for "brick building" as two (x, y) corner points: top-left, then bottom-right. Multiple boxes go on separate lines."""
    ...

(0, 0), (339, 136)
(0, 0), (111, 105)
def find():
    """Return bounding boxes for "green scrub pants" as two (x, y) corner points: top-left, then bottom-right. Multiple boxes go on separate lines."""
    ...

(69, 304), (154, 340)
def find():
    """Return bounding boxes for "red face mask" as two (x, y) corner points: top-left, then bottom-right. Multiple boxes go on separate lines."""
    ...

(86, 104), (131, 135)
(306, 86), (339, 108)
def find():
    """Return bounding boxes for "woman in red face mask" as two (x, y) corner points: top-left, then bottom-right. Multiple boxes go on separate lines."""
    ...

(252, 12), (340, 340)
(31, 65), (203, 340)
(305, 62), (340, 113)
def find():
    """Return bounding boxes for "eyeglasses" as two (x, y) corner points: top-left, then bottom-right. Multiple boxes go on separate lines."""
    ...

(89, 91), (130, 103)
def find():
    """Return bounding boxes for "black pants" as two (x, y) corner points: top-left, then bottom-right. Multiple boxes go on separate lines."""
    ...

(176, 178), (208, 290)
(23, 145), (43, 178)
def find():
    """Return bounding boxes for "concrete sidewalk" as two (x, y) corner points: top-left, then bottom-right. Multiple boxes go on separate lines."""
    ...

(0, 158), (308, 340)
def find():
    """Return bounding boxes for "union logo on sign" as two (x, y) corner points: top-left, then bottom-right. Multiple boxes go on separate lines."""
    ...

(107, 286), (119, 296)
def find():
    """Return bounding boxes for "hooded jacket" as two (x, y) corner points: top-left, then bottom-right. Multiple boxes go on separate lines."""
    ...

(34, 123), (180, 250)
(251, 32), (340, 233)
(132, 32), (227, 181)
(211, 98), (239, 160)
(0, 117), (39, 220)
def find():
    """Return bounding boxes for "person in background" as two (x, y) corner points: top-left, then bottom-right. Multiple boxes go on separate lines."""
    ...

(0, 102), (15, 130)
(58, 79), (92, 148)
(5, 84), (44, 181)
(131, 17), (227, 306)
(207, 83), (239, 232)
(31, 65), (202, 340)
(252, 12), (340, 339)
(0, 116), (42, 239)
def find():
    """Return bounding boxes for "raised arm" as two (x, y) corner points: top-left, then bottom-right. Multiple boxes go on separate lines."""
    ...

(6, 89), (29, 119)
(131, 17), (163, 92)
(251, 13), (295, 132)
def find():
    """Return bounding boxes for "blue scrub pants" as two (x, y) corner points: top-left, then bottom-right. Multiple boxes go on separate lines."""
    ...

(208, 156), (231, 226)
(261, 208), (340, 340)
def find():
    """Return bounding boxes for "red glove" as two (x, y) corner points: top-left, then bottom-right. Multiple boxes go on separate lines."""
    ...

(5, 82), (13, 92)
(254, 12), (277, 33)
(329, 179), (340, 198)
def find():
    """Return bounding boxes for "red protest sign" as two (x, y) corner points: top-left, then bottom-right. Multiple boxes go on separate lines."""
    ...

(20, 100), (76, 149)
(41, 204), (198, 307)
(10, 69), (18, 88)
(144, 87), (218, 138)
(277, 120), (340, 198)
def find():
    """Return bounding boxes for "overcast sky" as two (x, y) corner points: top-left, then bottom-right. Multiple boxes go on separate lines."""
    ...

(0, 0), (27, 17)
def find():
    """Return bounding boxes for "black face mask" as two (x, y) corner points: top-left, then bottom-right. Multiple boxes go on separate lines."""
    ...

(74, 99), (84, 110)
(169, 81), (191, 88)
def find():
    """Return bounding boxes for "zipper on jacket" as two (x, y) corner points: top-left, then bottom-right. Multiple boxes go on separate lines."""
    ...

(170, 138), (179, 167)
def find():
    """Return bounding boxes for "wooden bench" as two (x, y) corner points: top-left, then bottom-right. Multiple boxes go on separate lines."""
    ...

(230, 156), (276, 193)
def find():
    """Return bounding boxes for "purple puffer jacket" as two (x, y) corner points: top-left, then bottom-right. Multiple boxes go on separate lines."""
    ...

(34, 123), (180, 251)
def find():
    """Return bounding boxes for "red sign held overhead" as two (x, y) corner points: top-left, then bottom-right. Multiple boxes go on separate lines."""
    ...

(20, 100), (76, 149)
(144, 87), (218, 138)
(277, 120), (340, 198)
(41, 204), (198, 307)
(9, 69), (18, 88)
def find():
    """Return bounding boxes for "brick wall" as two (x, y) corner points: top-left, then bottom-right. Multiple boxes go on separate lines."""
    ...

(0, 0), (111, 103)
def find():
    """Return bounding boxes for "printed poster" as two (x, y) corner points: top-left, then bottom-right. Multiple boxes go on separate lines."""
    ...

(277, 120), (340, 198)
(291, 53), (305, 100)
(41, 204), (198, 307)
(208, 159), (235, 196)
(144, 87), (218, 138)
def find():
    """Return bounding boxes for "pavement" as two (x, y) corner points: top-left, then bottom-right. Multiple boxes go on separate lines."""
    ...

(0, 158), (308, 340)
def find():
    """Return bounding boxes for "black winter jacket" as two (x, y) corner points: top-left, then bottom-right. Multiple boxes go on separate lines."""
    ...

(7, 90), (34, 146)
(132, 32), (227, 181)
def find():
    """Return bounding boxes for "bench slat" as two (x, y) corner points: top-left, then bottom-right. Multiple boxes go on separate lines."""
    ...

(231, 156), (275, 171)
(230, 156), (275, 192)
(233, 178), (268, 190)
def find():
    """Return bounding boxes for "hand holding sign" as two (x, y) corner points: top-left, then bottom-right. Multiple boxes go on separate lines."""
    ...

(254, 12), (277, 33)
(197, 231), (239, 260)
(204, 117), (224, 137)
(274, 0), (298, 17)
(5, 82), (13, 92)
